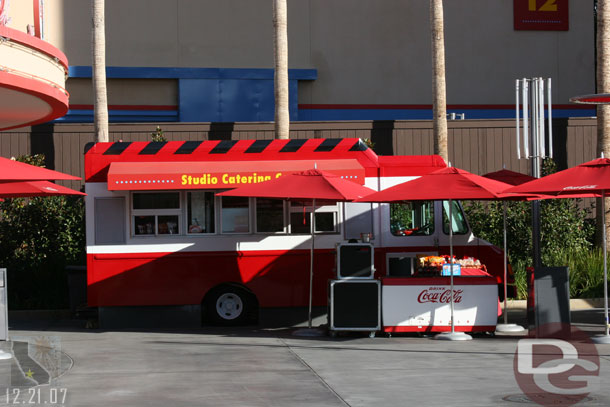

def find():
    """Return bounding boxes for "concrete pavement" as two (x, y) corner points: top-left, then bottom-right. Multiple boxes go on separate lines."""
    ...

(0, 309), (608, 407)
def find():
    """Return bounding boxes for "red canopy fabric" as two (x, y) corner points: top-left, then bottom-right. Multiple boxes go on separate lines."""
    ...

(0, 181), (85, 198)
(505, 157), (610, 197)
(483, 169), (536, 186)
(0, 156), (80, 181)
(570, 93), (610, 105)
(216, 169), (375, 201)
(356, 167), (513, 202)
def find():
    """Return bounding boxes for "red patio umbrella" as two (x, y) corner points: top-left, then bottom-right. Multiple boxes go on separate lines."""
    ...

(357, 166), (515, 340)
(570, 93), (610, 105)
(506, 157), (610, 343)
(217, 169), (376, 330)
(0, 156), (80, 181)
(0, 161), (82, 360)
(483, 169), (536, 186)
(0, 181), (85, 197)
(358, 167), (512, 202)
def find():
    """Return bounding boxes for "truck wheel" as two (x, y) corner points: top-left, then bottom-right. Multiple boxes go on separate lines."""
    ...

(204, 286), (254, 326)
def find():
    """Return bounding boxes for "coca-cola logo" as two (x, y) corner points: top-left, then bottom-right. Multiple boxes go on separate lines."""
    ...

(417, 287), (463, 304)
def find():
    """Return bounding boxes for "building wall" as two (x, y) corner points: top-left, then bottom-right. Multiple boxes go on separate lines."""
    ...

(4, 1), (598, 122)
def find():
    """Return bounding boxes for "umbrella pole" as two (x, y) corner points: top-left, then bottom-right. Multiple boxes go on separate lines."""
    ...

(593, 192), (610, 343)
(450, 199), (455, 334)
(602, 196), (610, 336)
(308, 198), (315, 329)
(496, 202), (524, 333)
(435, 199), (471, 341)
(503, 201), (508, 325)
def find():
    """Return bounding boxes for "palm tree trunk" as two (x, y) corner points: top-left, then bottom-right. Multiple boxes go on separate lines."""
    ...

(431, 0), (448, 162)
(92, 0), (108, 142)
(273, 0), (290, 140)
(598, 0), (610, 250)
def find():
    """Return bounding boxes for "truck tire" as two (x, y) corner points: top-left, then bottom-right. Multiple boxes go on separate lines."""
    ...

(203, 285), (254, 326)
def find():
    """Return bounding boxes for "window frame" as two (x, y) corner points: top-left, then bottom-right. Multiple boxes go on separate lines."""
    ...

(389, 200), (436, 237)
(288, 200), (340, 235)
(220, 196), (252, 234)
(186, 190), (217, 235)
(254, 198), (288, 234)
(131, 191), (182, 237)
(441, 200), (470, 236)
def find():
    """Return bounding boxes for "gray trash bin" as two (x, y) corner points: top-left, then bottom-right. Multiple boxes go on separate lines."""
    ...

(0, 268), (7, 341)
(527, 266), (571, 338)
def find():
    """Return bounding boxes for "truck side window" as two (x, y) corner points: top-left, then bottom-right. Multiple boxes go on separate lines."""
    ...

(187, 191), (215, 234)
(221, 196), (250, 233)
(256, 198), (285, 233)
(442, 200), (469, 235)
(390, 201), (434, 236)
(132, 192), (181, 236)
(289, 199), (338, 234)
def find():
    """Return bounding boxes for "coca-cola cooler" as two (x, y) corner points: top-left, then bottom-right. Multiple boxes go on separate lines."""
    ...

(329, 279), (380, 335)
(381, 277), (499, 333)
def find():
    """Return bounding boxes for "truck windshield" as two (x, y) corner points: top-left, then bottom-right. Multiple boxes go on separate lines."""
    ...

(390, 201), (434, 236)
(442, 200), (469, 235)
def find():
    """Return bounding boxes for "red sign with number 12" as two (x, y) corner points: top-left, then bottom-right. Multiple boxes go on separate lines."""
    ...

(514, 0), (569, 31)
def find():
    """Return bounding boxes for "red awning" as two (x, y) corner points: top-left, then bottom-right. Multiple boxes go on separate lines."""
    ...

(107, 159), (365, 190)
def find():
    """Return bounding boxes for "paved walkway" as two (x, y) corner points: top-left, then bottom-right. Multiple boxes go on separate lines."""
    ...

(0, 310), (608, 406)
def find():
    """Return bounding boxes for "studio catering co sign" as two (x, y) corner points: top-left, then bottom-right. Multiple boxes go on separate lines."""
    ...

(107, 160), (365, 191)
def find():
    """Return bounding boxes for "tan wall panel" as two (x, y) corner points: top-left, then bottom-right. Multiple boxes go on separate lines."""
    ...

(35, 1), (593, 108)
(67, 78), (178, 106)
(6, 1), (35, 35)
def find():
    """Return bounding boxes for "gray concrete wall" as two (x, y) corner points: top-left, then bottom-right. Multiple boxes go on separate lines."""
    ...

(24, 0), (597, 107)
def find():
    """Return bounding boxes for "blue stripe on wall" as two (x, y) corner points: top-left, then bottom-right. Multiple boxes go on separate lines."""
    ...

(69, 66), (317, 80)
(56, 109), (179, 123)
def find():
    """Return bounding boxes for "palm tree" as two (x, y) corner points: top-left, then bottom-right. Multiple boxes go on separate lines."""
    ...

(92, 0), (108, 142)
(597, 0), (610, 249)
(273, 0), (289, 140)
(431, 0), (448, 162)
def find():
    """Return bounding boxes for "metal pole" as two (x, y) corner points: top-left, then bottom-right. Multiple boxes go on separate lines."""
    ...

(308, 198), (315, 329)
(547, 78), (553, 158)
(516, 80), (521, 159)
(539, 79), (546, 158)
(523, 79), (529, 158)
(602, 191), (610, 336)
(531, 79), (542, 270)
(503, 202), (508, 325)
(449, 199), (455, 333)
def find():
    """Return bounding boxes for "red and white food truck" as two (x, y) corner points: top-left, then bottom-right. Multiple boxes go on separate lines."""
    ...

(84, 138), (506, 327)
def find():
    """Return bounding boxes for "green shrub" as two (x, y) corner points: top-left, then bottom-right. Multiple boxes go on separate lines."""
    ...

(0, 155), (85, 309)
(464, 158), (601, 299)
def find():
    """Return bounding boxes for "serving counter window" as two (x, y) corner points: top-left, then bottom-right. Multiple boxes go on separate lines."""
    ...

(256, 198), (286, 233)
(132, 192), (181, 236)
(187, 191), (215, 234)
(289, 200), (338, 234)
(221, 196), (250, 233)
(390, 201), (434, 236)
